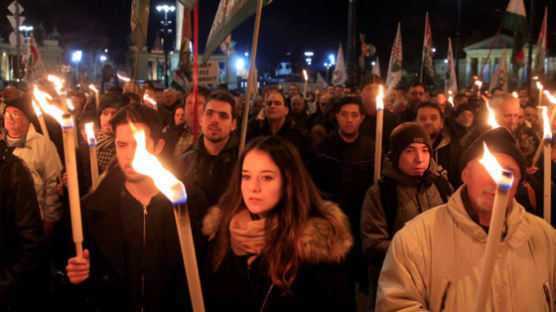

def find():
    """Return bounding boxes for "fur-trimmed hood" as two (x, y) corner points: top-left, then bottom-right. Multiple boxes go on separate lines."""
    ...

(202, 201), (354, 265)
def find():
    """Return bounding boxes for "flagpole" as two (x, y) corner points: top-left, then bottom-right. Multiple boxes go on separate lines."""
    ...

(478, 25), (502, 80)
(239, 0), (264, 155)
(419, 12), (428, 83)
(193, 4), (199, 141)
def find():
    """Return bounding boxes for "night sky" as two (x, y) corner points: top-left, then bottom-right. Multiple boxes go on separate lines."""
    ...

(3, 0), (555, 75)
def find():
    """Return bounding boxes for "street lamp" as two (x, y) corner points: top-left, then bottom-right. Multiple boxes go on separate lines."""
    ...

(72, 50), (82, 84)
(18, 25), (33, 38)
(156, 4), (176, 87)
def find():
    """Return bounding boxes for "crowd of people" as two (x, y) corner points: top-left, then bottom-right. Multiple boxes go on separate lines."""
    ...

(0, 77), (555, 311)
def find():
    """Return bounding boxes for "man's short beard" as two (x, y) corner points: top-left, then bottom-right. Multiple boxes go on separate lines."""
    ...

(205, 134), (229, 144)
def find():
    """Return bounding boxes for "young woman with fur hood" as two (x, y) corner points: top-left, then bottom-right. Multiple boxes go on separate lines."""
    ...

(201, 135), (354, 311)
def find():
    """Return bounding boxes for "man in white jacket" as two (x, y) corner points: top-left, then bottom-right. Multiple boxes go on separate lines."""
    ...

(2, 95), (63, 237)
(376, 127), (556, 311)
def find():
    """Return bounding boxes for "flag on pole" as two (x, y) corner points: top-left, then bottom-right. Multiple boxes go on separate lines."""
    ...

(534, 7), (547, 77)
(172, 7), (193, 91)
(316, 72), (328, 89)
(203, 0), (273, 62)
(386, 23), (402, 93)
(130, 0), (150, 50)
(219, 35), (234, 55)
(502, 0), (528, 65)
(445, 37), (457, 94)
(371, 56), (381, 78)
(23, 33), (47, 83)
(332, 43), (347, 86)
(489, 48), (509, 92)
(421, 12), (435, 81)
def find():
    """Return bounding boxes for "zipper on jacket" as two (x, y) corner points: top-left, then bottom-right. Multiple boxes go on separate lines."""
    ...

(544, 284), (552, 312)
(141, 205), (148, 312)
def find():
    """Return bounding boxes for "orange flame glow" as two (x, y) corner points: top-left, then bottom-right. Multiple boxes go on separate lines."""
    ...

(303, 69), (308, 81)
(536, 81), (543, 91)
(85, 122), (97, 146)
(143, 94), (157, 109)
(544, 90), (556, 104)
(130, 122), (187, 204)
(33, 85), (67, 126)
(512, 91), (518, 98)
(483, 96), (499, 128)
(539, 106), (552, 141)
(117, 73), (130, 82)
(32, 100), (42, 117)
(89, 84), (99, 93)
(47, 75), (65, 96)
(376, 85), (384, 111)
(66, 99), (75, 111)
(479, 143), (514, 189)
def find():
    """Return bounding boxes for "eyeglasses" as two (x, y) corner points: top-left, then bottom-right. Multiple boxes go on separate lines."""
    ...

(4, 110), (24, 119)
(266, 100), (283, 107)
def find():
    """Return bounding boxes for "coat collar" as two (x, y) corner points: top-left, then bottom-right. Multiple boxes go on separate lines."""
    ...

(446, 186), (532, 248)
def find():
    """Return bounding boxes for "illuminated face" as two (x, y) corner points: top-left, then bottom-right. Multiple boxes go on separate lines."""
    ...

(408, 86), (426, 107)
(416, 107), (443, 140)
(100, 107), (118, 137)
(336, 103), (363, 139)
(524, 106), (537, 125)
(291, 96), (305, 115)
(185, 94), (206, 130)
(3, 106), (29, 138)
(289, 84), (299, 96)
(115, 122), (159, 183)
(398, 143), (430, 177)
(200, 99), (236, 143)
(456, 110), (474, 128)
(436, 93), (447, 111)
(360, 83), (379, 114)
(174, 107), (185, 126)
(163, 90), (178, 107)
(265, 93), (288, 121)
(495, 99), (520, 132)
(241, 149), (283, 218)
(462, 153), (521, 215)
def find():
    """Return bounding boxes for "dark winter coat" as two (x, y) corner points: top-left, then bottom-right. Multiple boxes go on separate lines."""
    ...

(0, 140), (48, 311)
(75, 166), (192, 312)
(359, 110), (399, 152)
(177, 134), (239, 206)
(201, 202), (355, 312)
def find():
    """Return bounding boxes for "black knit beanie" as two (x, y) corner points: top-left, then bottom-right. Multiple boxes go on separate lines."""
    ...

(389, 122), (433, 169)
(5, 95), (36, 122)
(97, 93), (125, 120)
(459, 127), (526, 181)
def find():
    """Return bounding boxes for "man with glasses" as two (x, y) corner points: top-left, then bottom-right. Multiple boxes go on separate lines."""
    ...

(2, 96), (63, 237)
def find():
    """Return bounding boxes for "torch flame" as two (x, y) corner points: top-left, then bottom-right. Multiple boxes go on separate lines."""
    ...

(483, 96), (500, 128)
(536, 81), (543, 91)
(84, 122), (97, 146)
(474, 80), (483, 88)
(143, 94), (157, 108)
(33, 85), (66, 126)
(117, 73), (130, 82)
(544, 90), (556, 104)
(47, 75), (65, 96)
(32, 101), (42, 117)
(129, 122), (187, 204)
(479, 142), (514, 189)
(89, 84), (99, 93)
(66, 99), (75, 111)
(539, 106), (552, 141)
(376, 85), (384, 111)
(303, 70), (308, 81)
(512, 91), (518, 98)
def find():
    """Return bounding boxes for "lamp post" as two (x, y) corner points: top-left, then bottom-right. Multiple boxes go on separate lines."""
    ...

(156, 4), (176, 88)
(71, 50), (82, 86)
(18, 25), (33, 38)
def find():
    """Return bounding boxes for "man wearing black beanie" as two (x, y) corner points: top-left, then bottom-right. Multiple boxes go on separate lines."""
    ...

(376, 127), (556, 311)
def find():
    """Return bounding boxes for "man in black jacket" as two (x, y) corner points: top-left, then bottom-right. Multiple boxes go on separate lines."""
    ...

(65, 104), (195, 311)
(177, 90), (239, 206)
(0, 140), (48, 311)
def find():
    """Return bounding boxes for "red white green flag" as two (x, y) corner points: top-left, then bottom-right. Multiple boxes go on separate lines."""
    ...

(534, 7), (547, 77)
(386, 22), (402, 93)
(421, 12), (435, 81)
(502, 0), (528, 65)
(489, 48), (508, 92)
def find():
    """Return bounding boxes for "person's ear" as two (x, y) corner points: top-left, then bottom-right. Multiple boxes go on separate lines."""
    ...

(461, 165), (470, 185)
(231, 118), (237, 131)
(154, 139), (165, 155)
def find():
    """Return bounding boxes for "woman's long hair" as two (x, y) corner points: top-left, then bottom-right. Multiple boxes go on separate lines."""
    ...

(211, 136), (343, 291)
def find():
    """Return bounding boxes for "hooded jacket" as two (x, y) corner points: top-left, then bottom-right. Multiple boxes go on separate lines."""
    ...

(2, 124), (63, 222)
(376, 186), (556, 312)
(360, 156), (449, 267)
(201, 201), (354, 312)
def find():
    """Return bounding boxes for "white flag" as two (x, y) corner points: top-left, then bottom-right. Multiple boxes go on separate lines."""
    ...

(371, 56), (381, 78)
(489, 48), (508, 92)
(332, 43), (347, 86)
(386, 23), (402, 93)
(445, 37), (457, 94)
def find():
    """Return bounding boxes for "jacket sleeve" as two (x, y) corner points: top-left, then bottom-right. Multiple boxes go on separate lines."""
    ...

(40, 139), (63, 223)
(375, 227), (431, 312)
(0, 156), (46, 301)
(360, 185), (391, 266)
